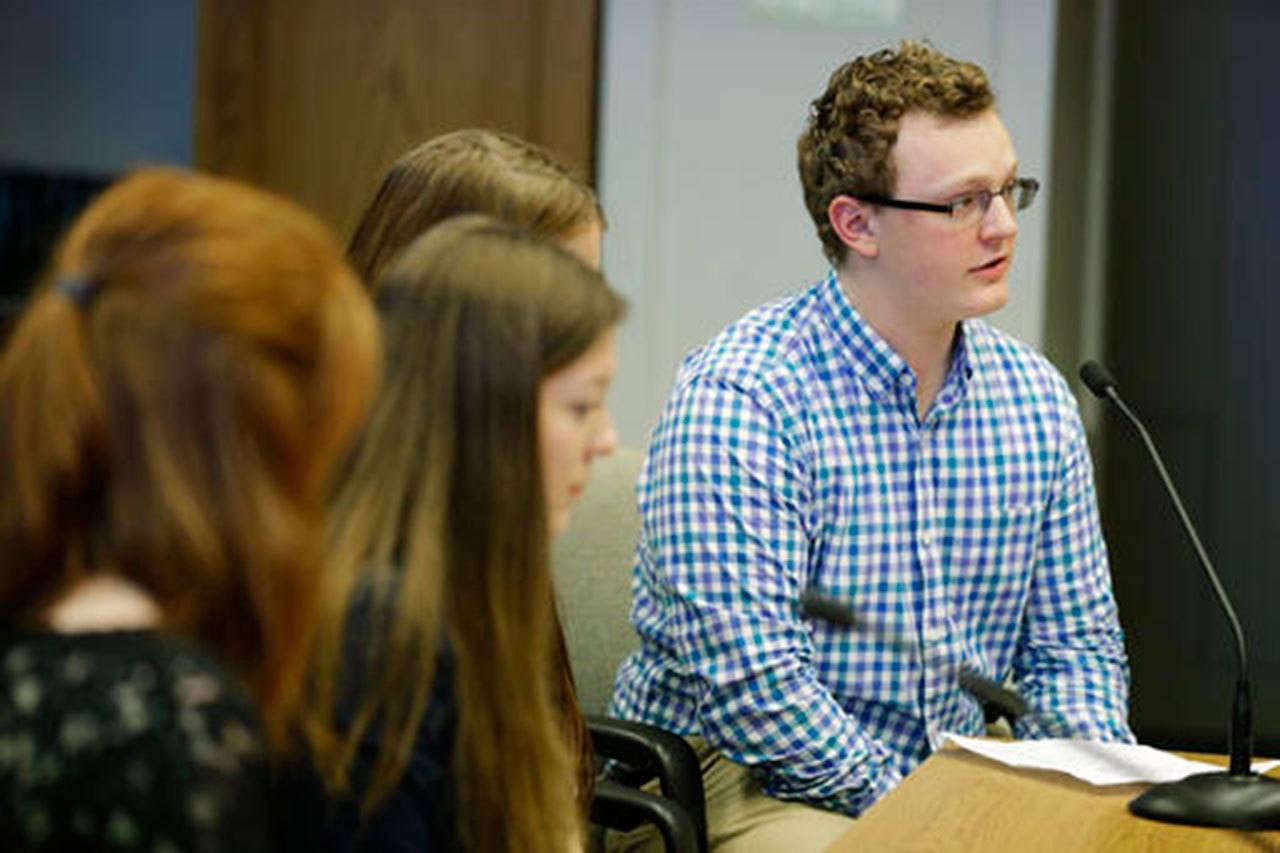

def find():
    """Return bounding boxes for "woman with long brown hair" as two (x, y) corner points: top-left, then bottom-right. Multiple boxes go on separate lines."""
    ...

(0, 168), (379, 850)
(310, 214), (624, 850)
(347, 127), (606, 285)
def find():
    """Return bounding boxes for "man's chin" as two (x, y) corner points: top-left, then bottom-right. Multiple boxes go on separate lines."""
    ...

(962, 282), (1009, 319)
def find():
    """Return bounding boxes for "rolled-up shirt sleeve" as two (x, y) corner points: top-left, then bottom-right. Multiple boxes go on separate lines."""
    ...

(642, 375), (903, 814)
(1012, 396), (1135, 744)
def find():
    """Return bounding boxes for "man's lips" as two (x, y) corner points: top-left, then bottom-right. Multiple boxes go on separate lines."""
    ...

(970, 255), (1009, 277)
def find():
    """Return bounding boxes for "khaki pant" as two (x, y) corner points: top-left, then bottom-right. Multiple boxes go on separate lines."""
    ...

(604, 738), (855, 853)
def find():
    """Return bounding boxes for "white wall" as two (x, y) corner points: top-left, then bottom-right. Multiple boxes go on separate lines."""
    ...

(598, 0), (1058, 446)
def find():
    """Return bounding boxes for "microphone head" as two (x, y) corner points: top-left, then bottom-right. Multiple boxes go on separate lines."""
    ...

(1079, 361), (1118, 399)
(799, 590), (858, 628)
(958, 667), (1030, 720)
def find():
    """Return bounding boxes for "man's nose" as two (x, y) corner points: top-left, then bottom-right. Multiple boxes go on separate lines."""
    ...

(980, 193), (1019, 241)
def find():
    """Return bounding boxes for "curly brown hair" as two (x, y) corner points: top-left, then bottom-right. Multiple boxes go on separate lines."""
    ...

(797, 40), (994, 265)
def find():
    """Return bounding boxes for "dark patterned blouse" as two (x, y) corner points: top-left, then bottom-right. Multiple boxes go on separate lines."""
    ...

(0, 628), (274, 852)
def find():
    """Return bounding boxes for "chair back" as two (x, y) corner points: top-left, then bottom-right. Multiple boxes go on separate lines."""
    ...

(553, 446), (645, 714)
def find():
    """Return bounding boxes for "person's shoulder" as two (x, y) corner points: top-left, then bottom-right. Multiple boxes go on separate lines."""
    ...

(82, 631), (259, 709)
(677, 280), (829, 401)
(94, 631), (267, 763)
(0, 629), (273, 851)
(1, 628), (251, 701)
(965, 319), (1075, 409)
(54, 630), (267, 769)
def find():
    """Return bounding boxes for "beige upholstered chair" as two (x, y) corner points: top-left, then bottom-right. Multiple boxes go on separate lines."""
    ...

(553, 445), (646, 715)
(553, 446), (707, 852)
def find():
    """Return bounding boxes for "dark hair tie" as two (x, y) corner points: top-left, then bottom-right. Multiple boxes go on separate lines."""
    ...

(55, 274), (97, 309)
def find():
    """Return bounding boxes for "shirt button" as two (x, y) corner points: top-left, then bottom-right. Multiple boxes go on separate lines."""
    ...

(921, 531), (933, 546)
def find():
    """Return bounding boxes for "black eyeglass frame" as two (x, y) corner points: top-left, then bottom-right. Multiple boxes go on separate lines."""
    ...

(852, 176), (1040, 218)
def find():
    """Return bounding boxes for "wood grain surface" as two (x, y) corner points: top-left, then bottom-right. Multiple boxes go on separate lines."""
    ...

(196, 0), (598, 240)
(827, 745), (1280, 852)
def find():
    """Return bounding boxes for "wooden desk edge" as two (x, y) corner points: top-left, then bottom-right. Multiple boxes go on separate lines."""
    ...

(826, 742), (1280, 852)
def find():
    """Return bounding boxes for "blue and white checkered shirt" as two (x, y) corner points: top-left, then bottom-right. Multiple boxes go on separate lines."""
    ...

(610, 272), (1134, 816)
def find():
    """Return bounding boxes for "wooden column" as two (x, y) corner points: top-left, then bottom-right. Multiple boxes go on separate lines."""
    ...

(195, 0), (599, 240)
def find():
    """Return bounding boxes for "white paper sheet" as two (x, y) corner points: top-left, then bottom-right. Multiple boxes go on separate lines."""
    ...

(943, 733), (1280, 786)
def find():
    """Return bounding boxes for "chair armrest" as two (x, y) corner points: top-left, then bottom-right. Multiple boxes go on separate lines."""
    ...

(591, 779), (701, 853)
(587, 715), (707, 852)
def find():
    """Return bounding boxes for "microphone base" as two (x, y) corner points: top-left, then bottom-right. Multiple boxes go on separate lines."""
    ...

(1129, 771), (1280, 830)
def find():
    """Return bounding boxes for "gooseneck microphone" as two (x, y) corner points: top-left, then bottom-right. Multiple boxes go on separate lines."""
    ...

(1080, 360), (1280, 828)
(798, 590), (1030, 724)
(798, 589), (861, 629)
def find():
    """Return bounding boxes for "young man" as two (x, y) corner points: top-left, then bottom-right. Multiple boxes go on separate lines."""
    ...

(609, 41), (1134, 850)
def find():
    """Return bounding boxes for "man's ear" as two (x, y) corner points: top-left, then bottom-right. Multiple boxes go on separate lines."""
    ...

(827, 195), (879, 260)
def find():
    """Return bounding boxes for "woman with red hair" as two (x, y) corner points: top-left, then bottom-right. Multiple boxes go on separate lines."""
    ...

(0, 168), (380, 850)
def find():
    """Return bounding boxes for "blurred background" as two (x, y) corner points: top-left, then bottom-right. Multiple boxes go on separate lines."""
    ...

(2, 0), (1278, 756)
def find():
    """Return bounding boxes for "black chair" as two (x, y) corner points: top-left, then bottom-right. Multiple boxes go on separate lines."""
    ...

(589, 716), (708, 853)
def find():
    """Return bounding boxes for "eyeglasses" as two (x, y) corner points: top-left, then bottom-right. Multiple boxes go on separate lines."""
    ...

(854, 177), (1040, 223)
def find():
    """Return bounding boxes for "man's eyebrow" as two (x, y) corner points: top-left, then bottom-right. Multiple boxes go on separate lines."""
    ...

(935, 161), (1020, 196)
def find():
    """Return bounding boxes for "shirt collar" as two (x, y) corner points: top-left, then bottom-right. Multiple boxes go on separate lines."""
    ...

(933, 322), (976, 415)
(817, 270), (976, 408)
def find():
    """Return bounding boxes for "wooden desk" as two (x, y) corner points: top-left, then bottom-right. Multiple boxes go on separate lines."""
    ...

(827, 745), (1280, 851)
